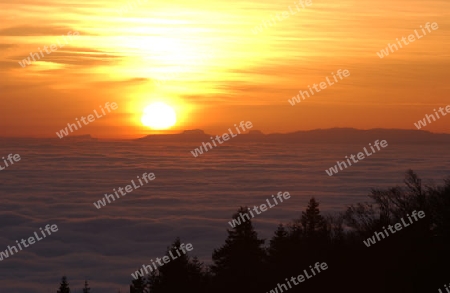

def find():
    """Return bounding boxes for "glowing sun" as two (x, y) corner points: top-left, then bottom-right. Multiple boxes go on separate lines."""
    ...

(141, 102), (177, 130)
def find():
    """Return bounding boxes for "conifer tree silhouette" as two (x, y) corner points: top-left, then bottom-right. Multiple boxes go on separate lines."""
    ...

(268, 224), (289, 259)
(82, 280), (90, 293)
(267, 223), (292, 280)
(211, 206), (267, 293)
(57, 276), (70, 293)
(130, 276), (147, 293)
(148, 238), (206, 293)
(301, 197), (327, 238)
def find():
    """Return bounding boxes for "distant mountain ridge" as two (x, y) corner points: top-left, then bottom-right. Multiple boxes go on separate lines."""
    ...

(135, 128), (450, 144)
(1, 129), (449, 143)
(0, 134), (98, 143)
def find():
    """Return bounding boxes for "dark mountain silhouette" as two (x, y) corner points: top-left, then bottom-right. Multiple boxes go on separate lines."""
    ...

(135, 129), (209, 143)
(1, 128), (449, 144)
(135, 128), (450, 144)
(0, 134), (98, 143)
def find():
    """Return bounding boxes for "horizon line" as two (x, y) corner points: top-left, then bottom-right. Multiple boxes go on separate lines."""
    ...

(0, 127), (448, 140)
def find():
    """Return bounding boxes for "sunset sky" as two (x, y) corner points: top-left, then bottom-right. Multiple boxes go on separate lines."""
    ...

(1, 0), (449, 138)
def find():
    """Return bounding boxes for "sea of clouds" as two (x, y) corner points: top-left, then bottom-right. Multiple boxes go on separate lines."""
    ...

(0, 139), (448, 292)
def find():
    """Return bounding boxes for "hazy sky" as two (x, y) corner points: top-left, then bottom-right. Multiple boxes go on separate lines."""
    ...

(0, 0), (449, 138)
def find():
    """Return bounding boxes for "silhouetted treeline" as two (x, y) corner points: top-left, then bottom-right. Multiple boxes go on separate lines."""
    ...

(128, 170), (450, 293)
(54, 276), (92, 293)
(60, 170), (450, 292)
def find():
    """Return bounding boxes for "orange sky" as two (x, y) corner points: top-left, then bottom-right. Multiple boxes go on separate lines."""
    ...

(0, 0), (449, 138)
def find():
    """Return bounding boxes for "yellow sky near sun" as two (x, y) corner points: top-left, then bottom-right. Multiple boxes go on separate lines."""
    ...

(0, 0), (449, 138)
